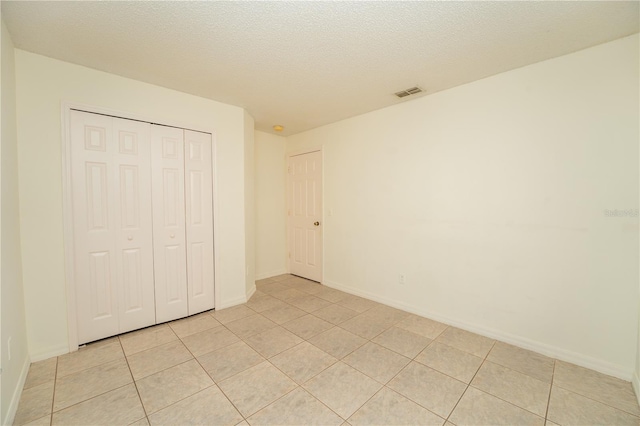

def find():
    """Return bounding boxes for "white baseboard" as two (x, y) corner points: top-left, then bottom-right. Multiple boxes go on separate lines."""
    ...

(255, 269), (288, 281)
(3, 354), (31, 426)
(246, 284), (257, 300)
(216, 290), (254, 310)
(29, 344), (69, 362)
(633, 370), (640, 407)
(323, 279), (634, 381)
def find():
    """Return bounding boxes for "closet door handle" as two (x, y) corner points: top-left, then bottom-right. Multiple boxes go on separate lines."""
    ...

(127, 235), (133, 241)
(170, 233), (175, 239)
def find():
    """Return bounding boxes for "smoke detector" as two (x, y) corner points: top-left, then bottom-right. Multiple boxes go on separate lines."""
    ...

(394, 86), (423, 98)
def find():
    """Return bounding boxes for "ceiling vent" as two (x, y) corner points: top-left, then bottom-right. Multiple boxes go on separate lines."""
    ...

(394, 86), (423, 98)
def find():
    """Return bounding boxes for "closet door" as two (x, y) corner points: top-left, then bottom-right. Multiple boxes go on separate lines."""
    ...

(114, 117), (156, 333)
(71, 111), (154, 344)
(151, 125), (189, 322)
(184, 130), (215, 314)
(71, 111), (119, 343)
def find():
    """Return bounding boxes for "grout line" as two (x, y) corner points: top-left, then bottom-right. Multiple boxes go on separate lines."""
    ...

(180, 324), (250, 423)
(217, 308), (346, 422)
(53, 340), (125, 379)
(236, 288), (397, 422)
(444, 339), (495, 422)
(355, 317), (446, 417)
(241, 386), (303, 422)
(289, 320), (352, 422)
(378, 361), (449, 421)
(382, 355), (414, 385)
(52, 354), (139, 414)
(460, 341), (549, 420)
(343, 383), (385, 423)
(207, 352), (267, 382)
(287, 307), (381, 423)
(550, 382), (640, 419)
(545, 359), (556, 422)
(48, 356), (59, 424)
(51, 383), (134, 417)
(465, 382), (547, 420)
(208, 385), (246, 423)
(457, 340), (556, 419)
(446, 384), (471, 424)
(278, 353), (339, 389)
(124, 319), (234, 415)
(120, 337), (150, 421)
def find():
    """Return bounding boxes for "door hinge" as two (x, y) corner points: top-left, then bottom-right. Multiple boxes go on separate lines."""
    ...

(288, 251), (291, 258)
(287, 166), (292, 173)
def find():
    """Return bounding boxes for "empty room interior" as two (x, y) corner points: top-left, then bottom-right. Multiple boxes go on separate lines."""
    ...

(1, 1), (640, 425)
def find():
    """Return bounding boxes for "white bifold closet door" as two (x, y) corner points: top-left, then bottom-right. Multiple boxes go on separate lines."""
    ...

(151, 126), (215, 323)
(183, 130), (215, 315)
(71, 110), (214, 344)
(71, 111), (156, 343)
(151, 125), (189, 323)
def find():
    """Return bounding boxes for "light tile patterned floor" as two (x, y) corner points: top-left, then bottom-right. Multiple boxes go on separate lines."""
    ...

(13, 274), (640, 425)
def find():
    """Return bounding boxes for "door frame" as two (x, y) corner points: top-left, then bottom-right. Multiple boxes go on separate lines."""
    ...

(286, 147), (324, 283)
(61, 101), (220, 352)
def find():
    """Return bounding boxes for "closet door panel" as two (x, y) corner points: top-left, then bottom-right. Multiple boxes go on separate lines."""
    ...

(151, 125), (188, 322)
(113, 118), (155, 333)
(71, 111), (119, 344)
(184, 130), (215, 314)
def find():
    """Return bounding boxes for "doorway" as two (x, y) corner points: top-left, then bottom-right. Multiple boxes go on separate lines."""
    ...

(287, 150), (323, 282)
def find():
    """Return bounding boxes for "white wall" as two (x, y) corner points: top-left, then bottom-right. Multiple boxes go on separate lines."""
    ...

(244, 111), (256, 295)
(15, 50), (250, 360)
(255, 131), (287, 279)
(1, 20), (30, 425)
(287, 34), (639, 378)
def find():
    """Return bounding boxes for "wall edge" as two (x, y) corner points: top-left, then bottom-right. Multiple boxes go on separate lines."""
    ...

(3, 354), (30, 426)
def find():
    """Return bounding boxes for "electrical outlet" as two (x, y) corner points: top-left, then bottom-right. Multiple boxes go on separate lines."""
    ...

(7, 337), (12, 361)
(399, 274), (405, 285)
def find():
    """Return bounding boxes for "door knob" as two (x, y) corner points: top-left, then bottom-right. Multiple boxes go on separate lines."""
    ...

(314, 221), (320, 226)
(127, 235), (133, 241)
(170, 233), (175, 238)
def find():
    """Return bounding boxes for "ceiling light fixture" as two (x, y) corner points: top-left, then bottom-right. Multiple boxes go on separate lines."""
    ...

(273, 125), (284, 132)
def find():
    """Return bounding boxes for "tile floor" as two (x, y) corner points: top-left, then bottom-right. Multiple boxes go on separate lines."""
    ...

(13, 274), (640, 425)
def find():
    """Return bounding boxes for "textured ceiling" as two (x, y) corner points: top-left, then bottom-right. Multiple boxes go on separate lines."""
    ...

(2, 1), (638, 136)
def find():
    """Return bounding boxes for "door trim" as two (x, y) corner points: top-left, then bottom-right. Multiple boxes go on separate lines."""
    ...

(286, 147), (324, 283)
(61, 101), (220, 352)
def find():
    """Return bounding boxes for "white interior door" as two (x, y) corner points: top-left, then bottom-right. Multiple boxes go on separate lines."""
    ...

(151, 125), (189, 322)
(184, 130), (215, 314)
(71, 111), (155, 344)
(288, 150), (323, 282)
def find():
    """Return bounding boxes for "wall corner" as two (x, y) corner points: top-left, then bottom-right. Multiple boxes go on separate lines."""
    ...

(243, 110), (256, 299)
